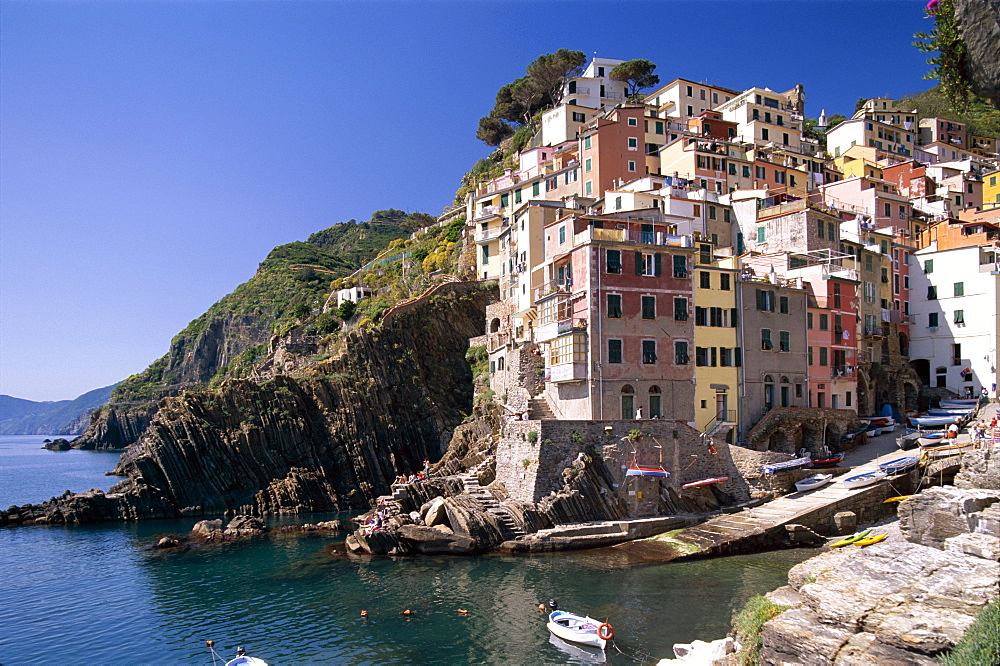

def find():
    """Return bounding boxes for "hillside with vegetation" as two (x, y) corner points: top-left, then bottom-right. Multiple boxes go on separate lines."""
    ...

(897, 86), (1000, 138)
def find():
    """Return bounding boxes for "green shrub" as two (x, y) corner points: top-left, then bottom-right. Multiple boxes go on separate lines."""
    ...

(527, 430), (538, 444)
(732, 595), (788, 666)
(938, 598), (1000, 665)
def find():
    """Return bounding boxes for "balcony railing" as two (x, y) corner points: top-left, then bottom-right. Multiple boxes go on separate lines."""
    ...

(473, 205), (502, 221)
(582, 227), (693, 248)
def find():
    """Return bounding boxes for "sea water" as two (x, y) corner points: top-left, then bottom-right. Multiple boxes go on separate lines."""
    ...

(0, 435), (812, 664)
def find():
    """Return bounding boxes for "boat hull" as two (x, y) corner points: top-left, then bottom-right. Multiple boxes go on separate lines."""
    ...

(811, 452), (846, 468)
(842, 471), (886, 489)
(879, 456), (919, 475)
(547, 611), (607, 649)
(795, 474), (833, 492)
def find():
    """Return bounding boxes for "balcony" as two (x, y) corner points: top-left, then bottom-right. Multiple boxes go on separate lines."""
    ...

(535, 317), (585, 343)
(476, 222), (509, 243)
(473, 205), (502, 222)
(549, 362), (588, 383)
(832, 366), (855, 378)
(582, 227), (693, 248)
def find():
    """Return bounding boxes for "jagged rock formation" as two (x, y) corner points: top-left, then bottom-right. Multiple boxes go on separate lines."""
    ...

(71, 403), (160, 450)
(956, 0), (1000, 108)
(1, 283), (495, 525)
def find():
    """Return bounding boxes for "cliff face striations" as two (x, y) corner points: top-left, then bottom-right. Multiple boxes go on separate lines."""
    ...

(3, 283), (495, 525)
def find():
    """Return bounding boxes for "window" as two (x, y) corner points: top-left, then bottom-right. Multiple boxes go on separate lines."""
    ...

(686, 85), (693, 97)
(642, 296), (656, 319)
(953, 343), (961, 366)
(819, 313), (829, 330)
(482, 245), (489, 263)
(755, 165), (766, 179)
(674, 297), (688, 321)
(674, 341), (689, 365)
(775, 170), (785, 185)
(628, 160), (636, 172)
(636, 252), (661, 276)
(928, 286), (937, 299)
(925, 259), (933, 273)
(606, 249), (622, 274)
(807, 312), (814, 329)
(628, 137), (638, 149)
(585, 180), (592, 195)
(608, 339), (623, 364)
(655, 121), (663, 134)
(572, 112), (586, 123)
(550, 334), (586, 365)
(808, 346), (813, 365)
(720, 273), (731, 290)
(779, 296), (789, 314)
(828, 222), (836, 240)
(695, 347), (709, 367)
(584, 158), (592, 173)
(881, 267), (889, 284)
(954, 282), (964, 297)
(568, 81), (577, 94)
(955, 310), (965, 324)
(709, 205), (717, 220)
(818, 219), (824, 238)
(756, 289), (774, 312)
(533, 182), (540, 196)
(514, 189), (522, 204)
(695, 306), (706, 326)
(783, 133), (789, 145)
(779, 330), (790, 352)
(720, 347), (733, 367)
(500, 193), (508, 207)
(761, 328), (773, 350)
(607, 294), (622, 318)
(742, 165), (751, 178)
(558, 226), (566, 244)
(583, 136), (591, 150)
(819, 347), (828, 366)
(929, 312), (939, 327)
(673, 255), (687, 278)
(627, 117), (638, 126)
(761, 128), (769, 141)
(700, 271), (711, 288)
(757, 226), (766, 243)
(642, 340), (657, 364)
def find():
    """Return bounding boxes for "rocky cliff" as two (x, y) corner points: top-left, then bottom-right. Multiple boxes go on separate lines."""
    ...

(2, 282), (495, 525)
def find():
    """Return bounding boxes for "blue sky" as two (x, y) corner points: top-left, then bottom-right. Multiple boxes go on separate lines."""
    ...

(1, 1), (935, 401)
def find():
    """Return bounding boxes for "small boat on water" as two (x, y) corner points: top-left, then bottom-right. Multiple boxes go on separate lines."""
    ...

(207, 642), (268, 666)
(795, 473), (833, 492)
(842, 470), (886, 489)
(854, 533), (887, 546)
(830, 529), (872, 548)
(879, 456), (919, 475)
(811, 451), (845, 468)
(547, 611), (613, 649)
(681, 475), (728, 489)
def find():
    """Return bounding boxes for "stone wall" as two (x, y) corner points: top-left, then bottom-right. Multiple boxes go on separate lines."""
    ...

(496, 418), (749, 507)
(745, 406), (863, 453)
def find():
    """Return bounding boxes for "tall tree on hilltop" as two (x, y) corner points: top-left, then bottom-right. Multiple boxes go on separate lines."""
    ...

(474, 49), (586, 147)
(526, 49), (587, 108)
(610, 59), (660, 98)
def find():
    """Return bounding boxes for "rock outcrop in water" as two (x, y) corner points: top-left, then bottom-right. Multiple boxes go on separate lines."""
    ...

(1, 283), (495, 526)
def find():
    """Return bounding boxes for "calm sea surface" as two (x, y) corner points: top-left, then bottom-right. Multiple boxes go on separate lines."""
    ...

(0, 434), (812, 664)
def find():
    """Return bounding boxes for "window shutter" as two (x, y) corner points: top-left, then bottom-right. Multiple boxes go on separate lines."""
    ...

(654, 253), (662, 276)
(734, 347), (742, 366)
(635, 252), (644, 275)
(731, 308), (738, 327)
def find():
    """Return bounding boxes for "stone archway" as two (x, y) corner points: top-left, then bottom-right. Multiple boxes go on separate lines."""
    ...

(768, 428), (794, 454)
(824, 423), (840, 452)
(903, 380), (919, 411)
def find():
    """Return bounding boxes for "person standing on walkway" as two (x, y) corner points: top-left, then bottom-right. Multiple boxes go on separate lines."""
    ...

(948, 422), (960, 439)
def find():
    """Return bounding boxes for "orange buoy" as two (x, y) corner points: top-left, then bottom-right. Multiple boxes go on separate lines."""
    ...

(206, 640), (215, 648)
(538, 604), (546, 612)
(457, 608), (469, 615)
(402, 609), (413, 616)
(597, 623), (614, 641)
(360, 610), (368, 618)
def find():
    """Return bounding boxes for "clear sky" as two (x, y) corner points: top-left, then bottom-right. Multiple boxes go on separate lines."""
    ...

(1, 0), (935, 402)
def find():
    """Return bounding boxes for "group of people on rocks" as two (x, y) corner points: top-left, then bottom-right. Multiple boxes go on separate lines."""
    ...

(393, 459), (432, 486)
(970, 417), (998, 448)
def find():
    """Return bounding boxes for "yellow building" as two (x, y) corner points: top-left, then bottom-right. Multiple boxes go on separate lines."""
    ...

(984, 169), (1000, 210)
(833, 145), (884, 180)
(693, 252), (739, 442)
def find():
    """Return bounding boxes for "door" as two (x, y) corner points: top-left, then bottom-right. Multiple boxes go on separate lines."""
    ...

(715, 392), (728, 421)
(621, 395), (634, 420)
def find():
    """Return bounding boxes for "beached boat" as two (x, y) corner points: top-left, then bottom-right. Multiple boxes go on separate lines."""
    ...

(927, 408), (975, 417)
(897, 431), (922, 450)
(842, 424), (868, 443)
(921, 442), (973, 459)
(854, 533), (887, 546)
(547, 611), (612, 649)
(916, 431), (946, 446)
(939, 398), (978, 407)
(830, 529), (872, 548)
(681, 475), (728, 489)
(878, 456), (919, 475)
(624, 467), (670, 477)
(760, 456), (813, 475)
(842, 470), (886, 489)
(909, 415), (961, 428)
(795, 473), (833, 492)
(810, 452), (845, 468)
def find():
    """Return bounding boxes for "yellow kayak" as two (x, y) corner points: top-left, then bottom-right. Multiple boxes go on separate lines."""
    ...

(883, 495), (913, 503)
(830, 529), (872, 548)
(854, 533), (887, 546)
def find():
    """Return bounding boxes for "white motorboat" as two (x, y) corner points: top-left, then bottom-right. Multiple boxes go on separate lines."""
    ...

(917, 431), (946, 447)
(208, 642), (268, 666)
(795, 473), (833, 492)
(547, 610), (613, 649)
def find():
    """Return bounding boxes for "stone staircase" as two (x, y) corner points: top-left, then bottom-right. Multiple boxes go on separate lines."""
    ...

(528, 396), (556, 420)
(460, 457), (525, 539)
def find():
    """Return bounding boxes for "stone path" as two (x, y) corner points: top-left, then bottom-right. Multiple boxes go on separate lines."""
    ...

(671, 401), (998, 557)
(459, 456), (526, 538)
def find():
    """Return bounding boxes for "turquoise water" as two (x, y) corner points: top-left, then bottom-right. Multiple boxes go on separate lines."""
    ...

(0, 435), (812, 664)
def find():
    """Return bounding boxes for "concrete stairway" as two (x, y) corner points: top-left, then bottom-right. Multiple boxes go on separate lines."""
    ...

(460, 457), (525, 538)
(528, 397), (556, 420)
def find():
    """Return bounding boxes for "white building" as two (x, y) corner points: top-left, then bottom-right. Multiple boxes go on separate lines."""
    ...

(908, 242), (1000, 397)
(337, 286), (373, 307)
(562, 57), (627, 110)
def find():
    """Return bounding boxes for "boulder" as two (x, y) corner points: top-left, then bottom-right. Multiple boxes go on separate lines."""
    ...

(422, 497), (449, 527)
(224, 515), (266, 536)
(898, 486), (1000, 549)
(670, 637), (735, 661)
(354, 528), (406, 556)
(190, 519), (223, 539)
(954, 447), (1000, 490)
(442, 495), (506, 549)
(945, 532), (1000, 561)
(154, 536), (182, 549)
(396, 524), (476, 554)
(760, 607), (854, 665)
(42, 438), (71, 451)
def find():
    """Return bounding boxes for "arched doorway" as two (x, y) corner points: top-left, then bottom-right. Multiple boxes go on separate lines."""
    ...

(648, 385), (662, 419)
(764, 375), (775, 412)
(910, 358), (930, 386)
(621, 385), (635, 420)
(780, 376), (790, 408)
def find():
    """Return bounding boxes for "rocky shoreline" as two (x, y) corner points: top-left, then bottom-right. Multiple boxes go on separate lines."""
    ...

(659, 446), (1000, 664)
